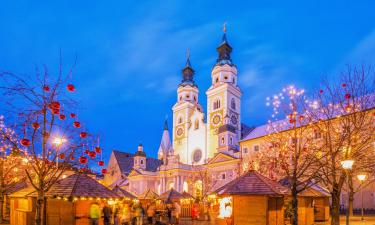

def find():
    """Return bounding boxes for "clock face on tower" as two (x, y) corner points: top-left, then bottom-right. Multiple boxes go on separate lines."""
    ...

(176, 127), (184, 137)
(212, 114), (221, 126)
(231, 114), (238, 125)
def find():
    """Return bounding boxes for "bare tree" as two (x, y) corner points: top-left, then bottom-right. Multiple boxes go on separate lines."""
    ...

(253, 85), (323, 225)
(308, 65), (375, 225)
(0, 57), (100, 225)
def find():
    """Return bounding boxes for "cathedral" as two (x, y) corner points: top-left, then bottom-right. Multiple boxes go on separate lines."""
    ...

(103, 29), (250, 197)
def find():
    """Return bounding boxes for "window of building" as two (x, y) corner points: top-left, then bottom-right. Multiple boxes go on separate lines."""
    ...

(213, 99), (221, 110)
(140, 159), (144, 165)
(233, 77), (235, 83)
(231, 98), (236, 110)
(221, 173), (226, 180)
(186, 95), (190, 99)
(194, 119), (199, 130)
(253, 145), (259, 152)
(229, 137), (233, 145)
(314, 130), (322, 139)
(221, 137), (225, 145)
(243, 148), (248, 154)
(194, 96), (197, 101)
(215, 77), (219, 83)
(224, 76), (228, 80)
(178, 116), (183, 124)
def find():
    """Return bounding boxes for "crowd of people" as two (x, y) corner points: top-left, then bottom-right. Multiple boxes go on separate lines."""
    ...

(89, 201), (182, 225)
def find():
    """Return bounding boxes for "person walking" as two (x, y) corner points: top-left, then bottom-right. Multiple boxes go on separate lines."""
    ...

(103, 204), (113, 225)
(134, 204), (143, 225)
(89, 202), (101, 225)
(114, 206), (120, 225)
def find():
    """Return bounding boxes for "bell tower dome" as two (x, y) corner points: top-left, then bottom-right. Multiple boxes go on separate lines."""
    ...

(206, 25), (242, 158)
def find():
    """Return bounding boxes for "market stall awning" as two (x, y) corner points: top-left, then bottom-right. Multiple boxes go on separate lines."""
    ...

(138, 188), (159, 200)
(158, 188), (184, 203)
(215, 170), (290, 196)
(111, 186), (136, 199)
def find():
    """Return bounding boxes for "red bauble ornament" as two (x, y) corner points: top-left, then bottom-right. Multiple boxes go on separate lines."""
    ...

(84, 149), (90, 155)
(50, 101), (61, 110)
(73, 121), (81, 128)
(20, 138), (30, 147)
(70, 113), (76, 118)
(59, 114), (66, 120)
(43, 85), (50, 92)
(95, 147), (102, 153)
(98, 161), (104, 167)
(345, 93), (351, 99)
(319, 89), (324, 94)
(32, 122), (40, 129)
(79, 156), (88, 164)
(342, 83), (347, 88)
(80, 132), (87, 138)
(59, 153), (65, 159)
(89, 151), (96, 159)
(101, 169), (107, 174)
(70, 155), (75, 161)
(67, 84), (75, 92)
(51, 108), (60, 115)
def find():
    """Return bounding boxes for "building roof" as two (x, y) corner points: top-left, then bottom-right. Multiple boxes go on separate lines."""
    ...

(278, 177), (330, 197)
(10, 174), (120, 199)
(111, 186), (136, 199)
(138, 188), (159, 200)
(5, 178), (28, 195)
(113, 150), (161, 174)
(158, 188), (184, 203)
(215, 171), (289, 196)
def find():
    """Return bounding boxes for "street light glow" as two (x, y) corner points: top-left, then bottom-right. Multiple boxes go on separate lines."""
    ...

(357, 174), (367, 181)
(53, 136), (66, 147)
(341, 159), (354, 170)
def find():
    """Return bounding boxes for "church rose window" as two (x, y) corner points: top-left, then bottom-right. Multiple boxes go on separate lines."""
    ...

(192, 149), (202, 163)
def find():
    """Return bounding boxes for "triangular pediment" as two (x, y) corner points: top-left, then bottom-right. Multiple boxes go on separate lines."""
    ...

(128, 169), (141, 177)
(208, 152), (237, 164)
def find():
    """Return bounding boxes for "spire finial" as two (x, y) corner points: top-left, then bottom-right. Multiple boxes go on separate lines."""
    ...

(164, 115), (169, 130)
(223, 22), (227, 33)
(186, 48), (190, 60)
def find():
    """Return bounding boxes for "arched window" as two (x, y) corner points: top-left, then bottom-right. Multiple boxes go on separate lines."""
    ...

(140, 159), (144, 165)
(215, 77), (219, 83)
(178, 116), (183, 124)
(230, 137), (233, 145)
(213, 99), (221, 110)
(193, 96), (197, 101)
(221, 137), (225, 145)
(231, 98), (236, 110)
(194, 119), (199, 130)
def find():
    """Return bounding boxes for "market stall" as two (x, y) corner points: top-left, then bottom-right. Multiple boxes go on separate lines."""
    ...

(10, 173), (121, 225)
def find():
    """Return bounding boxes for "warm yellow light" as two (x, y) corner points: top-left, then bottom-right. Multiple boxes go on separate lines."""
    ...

(357, 174), (367, 181)
(62, 174), (67, 179)
(341, 159), (354, 170)
(108, 199), (115, 205)
(53, 137), (66, 147)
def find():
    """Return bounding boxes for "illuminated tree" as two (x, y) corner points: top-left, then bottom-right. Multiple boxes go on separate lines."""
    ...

(0, 116), (29, 223)
(253, 86), (322, 225)
(308, 65), (375, 225)
(0, 58), (102, 225)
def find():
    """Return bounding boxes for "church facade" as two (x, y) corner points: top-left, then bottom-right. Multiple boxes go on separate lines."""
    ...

(104, 30), (247, 197)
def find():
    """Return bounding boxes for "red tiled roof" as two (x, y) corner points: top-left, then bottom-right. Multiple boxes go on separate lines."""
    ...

(215, 171), (290, 196)
(111, 186), (136, 199)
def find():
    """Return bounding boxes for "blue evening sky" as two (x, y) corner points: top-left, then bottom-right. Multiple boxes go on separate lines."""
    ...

(0, 1), (374, 161)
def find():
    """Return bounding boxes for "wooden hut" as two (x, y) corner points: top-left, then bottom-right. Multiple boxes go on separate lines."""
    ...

(215, 171), (289, 225)
(279, 177), (330, 225)
(10, 173), (120, 225)
(138, 188), (158, 202)
(158, 188), (184, 204)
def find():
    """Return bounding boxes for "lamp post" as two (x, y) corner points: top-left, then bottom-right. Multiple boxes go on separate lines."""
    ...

(357, 174), (367, 221)
(341, 159), (354, 225)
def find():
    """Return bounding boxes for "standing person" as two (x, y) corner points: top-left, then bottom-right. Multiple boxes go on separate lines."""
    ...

(89, 202), (101, 225)
(166, 205), (172, 225)
(114, 205), (120, 225)
(103, 204), (113, 225)
(134, 203), (143, 225)
(173, 202), (181, 224)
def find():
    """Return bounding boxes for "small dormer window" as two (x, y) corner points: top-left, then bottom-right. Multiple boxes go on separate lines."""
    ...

(221, 137), (225, 145)
(186, 95), (190, 99)
(140, 159), (144, 165)
(221, 173), (226, 180)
